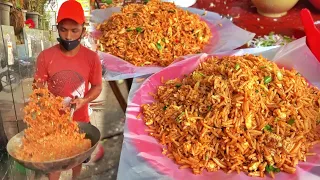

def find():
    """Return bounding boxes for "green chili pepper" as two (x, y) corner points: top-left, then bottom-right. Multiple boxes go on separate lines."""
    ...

(235, 63), (240, 71)
(264, 76), (272, 84)
(156, 42), (162, 50)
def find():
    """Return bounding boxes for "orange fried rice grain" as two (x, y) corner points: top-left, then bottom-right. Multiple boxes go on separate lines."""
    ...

(142, 55), (320, 177)
(16, 88), (91, 162)
(97, 0), (212, 67)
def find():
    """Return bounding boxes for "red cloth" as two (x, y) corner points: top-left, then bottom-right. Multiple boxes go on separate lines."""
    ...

(57, 0), (85, 24)
(25, 19), (35, 28)
(34, 45), (102, 122)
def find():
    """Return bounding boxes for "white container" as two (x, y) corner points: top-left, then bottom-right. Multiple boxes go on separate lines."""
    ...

(162, 0), (196, 7)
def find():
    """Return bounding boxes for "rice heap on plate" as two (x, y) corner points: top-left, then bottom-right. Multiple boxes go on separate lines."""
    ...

(99, 0), (124, 9)
(141, 55), (320, 178)
(16, 88), (91, 162)
(96, 0), (212, 67)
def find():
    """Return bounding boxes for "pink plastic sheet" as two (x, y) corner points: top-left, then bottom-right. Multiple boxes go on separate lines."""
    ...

(90, 7), (255, 80)
(117, 37), (320, 180)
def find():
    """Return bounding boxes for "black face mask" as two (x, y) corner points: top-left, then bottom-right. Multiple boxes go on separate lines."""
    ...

(57, 36), (81, 51)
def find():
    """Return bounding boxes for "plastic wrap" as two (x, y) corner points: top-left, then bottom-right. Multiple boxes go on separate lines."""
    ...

(117, 37), (320, 180)
(90, 7), (255, 80)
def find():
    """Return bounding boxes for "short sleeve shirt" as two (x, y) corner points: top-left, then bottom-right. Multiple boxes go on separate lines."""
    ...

(34, 45), (102, 122)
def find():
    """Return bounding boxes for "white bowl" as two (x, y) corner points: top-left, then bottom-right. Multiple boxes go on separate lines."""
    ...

(161, 0), (196, 7)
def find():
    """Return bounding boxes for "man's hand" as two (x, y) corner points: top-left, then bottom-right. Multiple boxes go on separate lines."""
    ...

(70, 98), (88, 111)
(32, 79), (45, 90)
(70, 84), (102, 111)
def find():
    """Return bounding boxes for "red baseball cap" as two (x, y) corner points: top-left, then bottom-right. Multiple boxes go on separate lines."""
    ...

(57, 0), (85, 24)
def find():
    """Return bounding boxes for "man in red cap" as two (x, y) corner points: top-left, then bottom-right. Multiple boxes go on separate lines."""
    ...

(33, 0), (102, 179)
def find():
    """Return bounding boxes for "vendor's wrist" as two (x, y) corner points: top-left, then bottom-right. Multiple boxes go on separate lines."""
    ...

(82, 97), (90, 104)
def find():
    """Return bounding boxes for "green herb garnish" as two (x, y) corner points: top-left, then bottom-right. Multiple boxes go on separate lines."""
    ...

(235, 63), (240, 71)
(205, 154), (209, 161)
(126, 27), (134, 32)
(175, 84), (182, 88)
(260, 66), (267, 69)
(103, 0), (112, 5)
(163, 105), (168, 110)
(264, 124), (272, 132)
(156, 42), (162, 50)
(287, 119), (295, 125)
(207, 106), (212, 111)
(283, 35), (292, 41)
(168, 9), (175, 13)
(255, 90), (259, 93)
(199, 72), (205, 77)
(264, 76), (272, 84)
(106, 0), (112, 4)
(265, 165), (280, 173)
(136, 27), (143, 33)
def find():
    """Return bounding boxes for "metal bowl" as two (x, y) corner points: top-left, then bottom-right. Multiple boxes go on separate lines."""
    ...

(6, 122), (101, 173)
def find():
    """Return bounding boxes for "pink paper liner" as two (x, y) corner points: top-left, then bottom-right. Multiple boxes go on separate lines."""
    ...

(126, 54), (320, 180)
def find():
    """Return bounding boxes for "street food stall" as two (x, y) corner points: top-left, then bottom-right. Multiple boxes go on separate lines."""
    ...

(91, 0), (320, 180)
(2, 0), (320, 179)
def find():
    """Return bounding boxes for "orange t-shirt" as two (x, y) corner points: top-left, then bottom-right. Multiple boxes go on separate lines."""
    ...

(34, 45), (102, 122)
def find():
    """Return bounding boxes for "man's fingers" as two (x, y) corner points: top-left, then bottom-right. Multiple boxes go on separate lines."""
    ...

(73, 96), (79, 100)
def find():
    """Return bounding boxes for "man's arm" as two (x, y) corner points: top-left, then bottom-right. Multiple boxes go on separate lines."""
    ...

(71, 84), (102, 111)
(83, 84), (102, 103)
(71, 53), (103, 110)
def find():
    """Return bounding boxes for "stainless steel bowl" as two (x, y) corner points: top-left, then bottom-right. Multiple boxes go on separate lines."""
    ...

(6, 122), (101, 173)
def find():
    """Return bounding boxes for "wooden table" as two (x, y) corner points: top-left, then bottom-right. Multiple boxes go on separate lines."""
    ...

(110, 0), (320, 113)
(108, 79), (132, 113)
